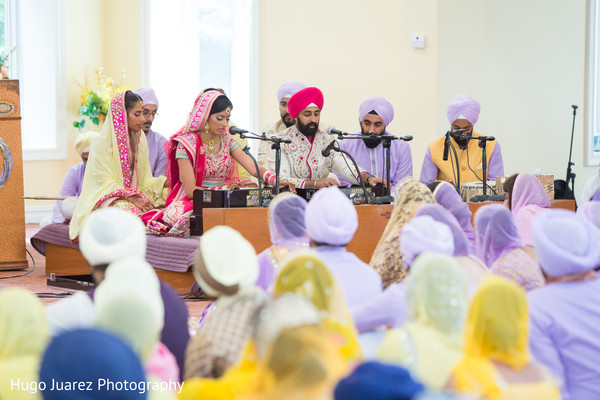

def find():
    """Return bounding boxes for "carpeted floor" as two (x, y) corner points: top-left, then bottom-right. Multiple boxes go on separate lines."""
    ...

(0, 224), (209, 331)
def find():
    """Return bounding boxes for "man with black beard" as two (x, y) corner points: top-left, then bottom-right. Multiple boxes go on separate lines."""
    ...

(420, 94), (504, 186)
(336, 97), (412, 189)
(277, 87), (384, 189)
(257, 81), (305, 167)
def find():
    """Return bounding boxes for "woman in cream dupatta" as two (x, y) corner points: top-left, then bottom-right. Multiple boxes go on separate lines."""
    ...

(69, 91), (167, 240)
(370, 178), (435, 287)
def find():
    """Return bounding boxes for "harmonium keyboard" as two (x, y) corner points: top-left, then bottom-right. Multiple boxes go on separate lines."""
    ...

(296, 185), (385, 204)
(190, 188), (278, 235)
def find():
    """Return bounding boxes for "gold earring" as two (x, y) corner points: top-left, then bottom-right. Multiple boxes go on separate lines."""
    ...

(204, 123), (210, 132)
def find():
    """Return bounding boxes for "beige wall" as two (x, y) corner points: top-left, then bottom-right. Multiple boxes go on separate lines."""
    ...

(437, 0), (593, 191)
(259, 0), (439, 175)
(23, 0), (596, 211)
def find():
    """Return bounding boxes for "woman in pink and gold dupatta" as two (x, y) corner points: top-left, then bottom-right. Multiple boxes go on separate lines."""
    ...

(144, 89), (282, 236)
(69, 91), (168, 240)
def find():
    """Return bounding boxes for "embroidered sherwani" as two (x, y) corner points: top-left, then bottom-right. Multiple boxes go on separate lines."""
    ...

(279, 126), (366, 188)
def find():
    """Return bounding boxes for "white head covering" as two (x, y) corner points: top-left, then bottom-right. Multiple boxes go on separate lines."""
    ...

(94, 256), (164, 333)
(78, 208), (147, 266)
(74, 131), (98, 155)
(193, 226), (259, 298)
(400, 215), (455, 268)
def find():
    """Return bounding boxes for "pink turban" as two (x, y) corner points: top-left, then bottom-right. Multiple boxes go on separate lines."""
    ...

(446, 94), (480, 125)
(531, 209), (600, 276)
(133, 88), (159, 109)
(287, 87), (324, 119)
(277, 81), (306, 103)
(359, 97), (394, 127)
(305, 186), (358, 246)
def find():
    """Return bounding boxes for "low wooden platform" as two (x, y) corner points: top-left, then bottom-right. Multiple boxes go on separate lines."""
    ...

(45, 243), (196, 293)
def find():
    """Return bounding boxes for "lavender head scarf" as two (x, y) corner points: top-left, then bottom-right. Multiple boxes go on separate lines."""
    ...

(532, 209), (600, 276)
(415, 204), (473, 255)
(133, 88), (159, 109)
(432, 181), (476, 244)
(305, 186), (358, 246)
(446, 94), (480, 125)
(511, 173), (550, 213)
(475, 204), (525, 267)
(277, 81), (306, 103)
(358, 96), (394, 127)
(268, 193), (308, 245)
(400, 215), (455, 268)
(577, 201), (600, 231)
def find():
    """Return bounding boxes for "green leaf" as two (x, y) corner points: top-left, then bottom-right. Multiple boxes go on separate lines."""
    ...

(72, 121), (80, 128)
(91, 116), (100, 125)
(79, 119), (86, 128)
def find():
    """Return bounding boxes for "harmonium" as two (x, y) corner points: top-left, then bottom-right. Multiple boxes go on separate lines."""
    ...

(190, 187), (278, 235)
(296, 185), (385, 204)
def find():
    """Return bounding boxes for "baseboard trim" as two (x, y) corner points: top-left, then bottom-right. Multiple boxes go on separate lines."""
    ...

(25, 205), (54, 224)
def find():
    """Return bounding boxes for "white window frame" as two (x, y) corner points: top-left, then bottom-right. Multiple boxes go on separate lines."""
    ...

(587, 0), (600, 166)
(6, 0), (66, 161)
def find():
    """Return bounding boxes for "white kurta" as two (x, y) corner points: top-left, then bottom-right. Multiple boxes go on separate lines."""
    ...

(279, 125), (364, 188)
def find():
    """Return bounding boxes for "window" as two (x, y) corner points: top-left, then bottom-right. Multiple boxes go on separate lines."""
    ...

(587, 0), (600, 165)
(145, 0), (256, 141)
(4, 0), (66, 160)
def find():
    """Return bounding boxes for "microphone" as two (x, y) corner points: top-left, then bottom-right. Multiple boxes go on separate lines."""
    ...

(443, 133), (449, 161)
(322, 140), (336, 157)
(397, 135), (413, 141)
(327, 127), (349, 136)
(269, 135), (292, 144)
(228, 127), (248, 135)
(448, 128), (467, 137)
(467, 135), (495, 141)
(572, 104), (578, 116)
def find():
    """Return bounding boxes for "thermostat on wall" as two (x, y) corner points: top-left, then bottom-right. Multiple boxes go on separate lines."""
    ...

(411, 34), (426, 49)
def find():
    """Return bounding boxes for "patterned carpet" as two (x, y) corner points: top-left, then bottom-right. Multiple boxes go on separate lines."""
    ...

(0, 224), (208, 331)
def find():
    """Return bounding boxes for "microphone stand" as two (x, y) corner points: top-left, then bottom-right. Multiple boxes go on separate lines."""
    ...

(240, 145), (264, 207)
(565, 105), (578, 199)
(325, 140), (372, 204)
(465, 135), (496, 202)
(444, 132), (461, 193)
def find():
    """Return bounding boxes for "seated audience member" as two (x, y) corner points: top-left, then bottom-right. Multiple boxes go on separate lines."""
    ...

(377, 254), (468, 390)
(503, 173), (550, 247)
(577, 201), (600, 231)
(273, 252), (363, 364)
(49, 131), (97, 225)
(256, 192), (310, 291)
(39, 329), (147, 400)
(278, 87), (384, 189)
(134, 88), (167, 177)
(449, 276), (559, 399)
(415, 204), (488, 288)
(428, 181), (475, 246)
(370, 180), (435, 287)
(420, 94), (504, 186)
(579, 166), (600, 204)
(335, 361), (425, 400)
(185, 226), (266, 380)
(337, 96), (412, 188)
(47, 208), (189, 380)
(350, 216), (455, 335)
(475, 204), (544, 291)
(69, 91), (168, 240)
(241, 326), (346, 400)
(179, 294), (322, 399)
(528, 209), (600, 400)
(305, 186), (382, 308)
(0, 288), (49, 400)
(257, 80), (306, 168)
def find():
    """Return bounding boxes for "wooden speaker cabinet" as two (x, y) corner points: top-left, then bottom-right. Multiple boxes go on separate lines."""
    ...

(0, 80), (28, 270)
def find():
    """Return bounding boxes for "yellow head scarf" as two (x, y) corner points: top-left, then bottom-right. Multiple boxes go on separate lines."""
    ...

(453, 276), (531, 397)
(273, 252), (363, 363)
(0, 288), (49, 400)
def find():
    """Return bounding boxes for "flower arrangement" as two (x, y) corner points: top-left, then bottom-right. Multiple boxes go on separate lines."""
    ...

(72, 67), (129, 129)
(0, 47), (16, 79)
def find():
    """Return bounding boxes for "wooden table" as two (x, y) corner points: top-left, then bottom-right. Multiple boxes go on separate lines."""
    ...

(203, 199), (577, 264)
